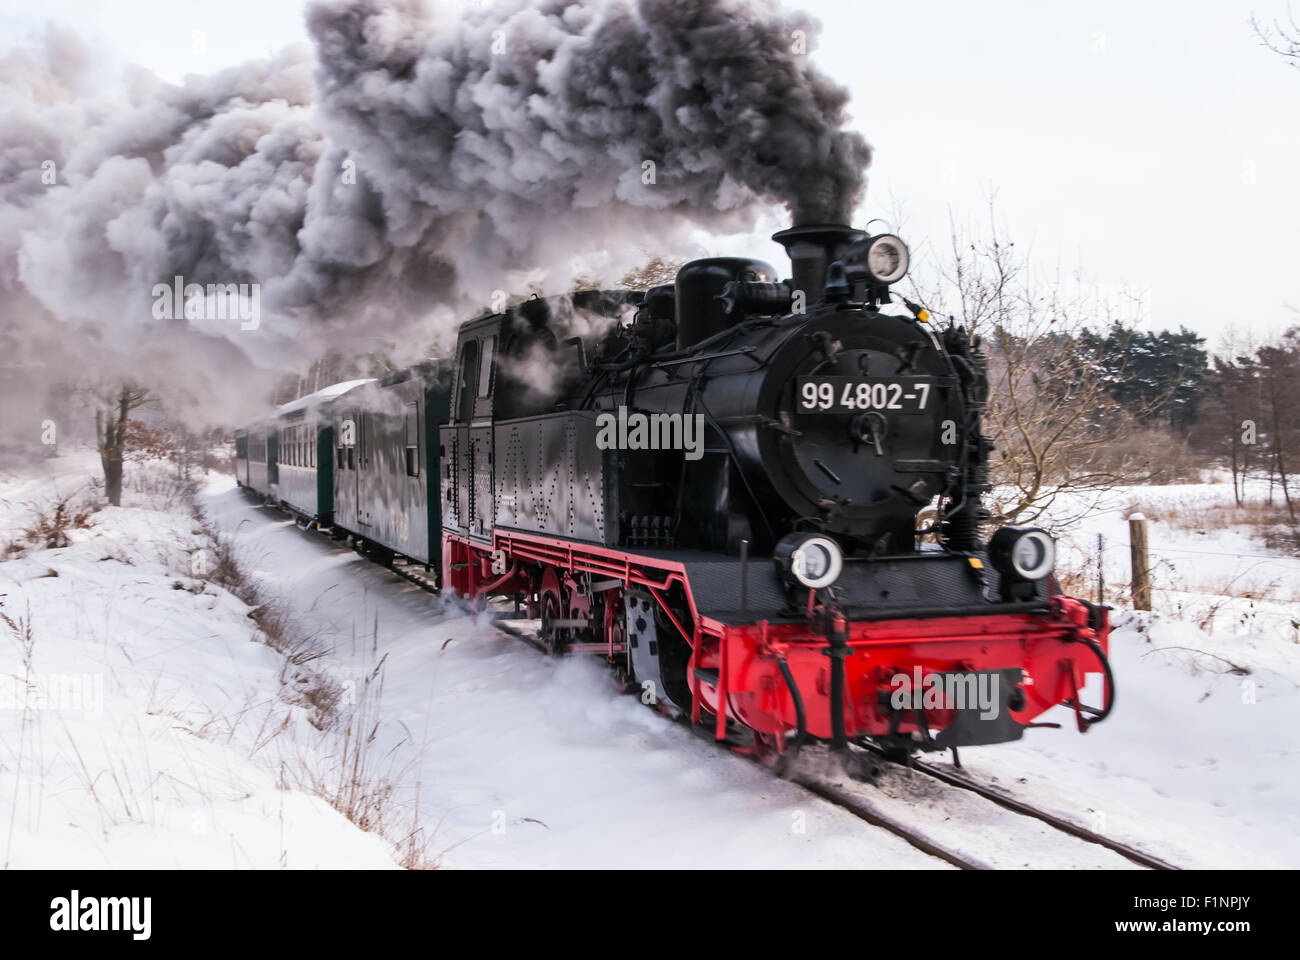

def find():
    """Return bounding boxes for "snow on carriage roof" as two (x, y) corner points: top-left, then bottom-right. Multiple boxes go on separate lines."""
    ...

(273, 379), (376, 416)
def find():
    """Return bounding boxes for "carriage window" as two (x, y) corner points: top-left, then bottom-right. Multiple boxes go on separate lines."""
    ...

(458, 340), (479, 422)
(405, 402), (419, 477)
(477, 336), (495, 398)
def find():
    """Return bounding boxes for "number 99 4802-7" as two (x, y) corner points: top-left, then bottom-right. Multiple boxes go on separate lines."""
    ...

(796, 377), (933, 415)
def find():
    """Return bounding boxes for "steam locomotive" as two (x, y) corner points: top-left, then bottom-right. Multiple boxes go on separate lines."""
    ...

(236, 223), (1114, 774)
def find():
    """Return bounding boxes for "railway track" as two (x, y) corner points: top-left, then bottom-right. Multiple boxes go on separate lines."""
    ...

(284, 513), (1179, 870)
(858, 745), (1181, 870)
(747, 748), (991, 869)
(696, 733), (1178, 871)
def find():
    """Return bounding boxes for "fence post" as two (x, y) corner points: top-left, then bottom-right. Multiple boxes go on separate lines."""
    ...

(1129, 514), (1151, 611)
(1097, 532), (1105, 604)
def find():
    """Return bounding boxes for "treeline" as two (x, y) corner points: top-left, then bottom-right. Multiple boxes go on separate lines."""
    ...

(1076, 324), (1208, 432)
(1192, 328), (1300, 516)
(994, 320), (1299, 521)
(1004, 320), (1298, 513)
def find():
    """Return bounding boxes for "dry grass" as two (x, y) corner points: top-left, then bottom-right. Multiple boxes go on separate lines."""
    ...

(1125, 494), (1300, 559)
(1094, 428), (1203, 484)
(4, 476), (435, 868)
(3, 493), (97, 559)
(1123, 497), (1285, 535)
(190, 518), (344, 731)
(123, 471), (199, 511)
(185, 494), (435, 865)
(1, 597), (35, 869)
(1054, 563), (1102, 602)
(272, 640), (437, 869)
(1260, 519), (1300, 553)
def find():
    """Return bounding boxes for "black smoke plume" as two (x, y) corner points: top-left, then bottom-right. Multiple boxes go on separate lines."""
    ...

(0, 0), (870, 430)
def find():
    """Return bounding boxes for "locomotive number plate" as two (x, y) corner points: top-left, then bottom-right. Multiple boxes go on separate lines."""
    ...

(796, 377), (934, 414)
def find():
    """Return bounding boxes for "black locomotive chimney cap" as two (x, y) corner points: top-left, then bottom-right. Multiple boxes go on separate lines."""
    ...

(772, 224), (867, 306)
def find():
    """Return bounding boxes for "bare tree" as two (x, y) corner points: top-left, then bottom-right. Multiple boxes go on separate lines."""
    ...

(907, 203), (1172, 529)
(92, 384), (151, 506)
(1252, 3), (1300, 66)
(1256, 329), (1300, 520)
(1195, 356), (1259, 505)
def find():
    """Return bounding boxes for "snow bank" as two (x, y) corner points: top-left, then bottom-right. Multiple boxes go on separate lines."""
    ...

(959, 478), (1300, 867)
(0, 455), (398, 868)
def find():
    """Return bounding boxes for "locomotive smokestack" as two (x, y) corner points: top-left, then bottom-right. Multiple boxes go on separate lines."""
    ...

(772, 224), (866, 305)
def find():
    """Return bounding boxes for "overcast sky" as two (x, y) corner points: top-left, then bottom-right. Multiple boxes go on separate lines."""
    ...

(5, 0), (1299, 346)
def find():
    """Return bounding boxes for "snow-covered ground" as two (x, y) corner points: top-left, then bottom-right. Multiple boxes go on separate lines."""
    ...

(3, 452), (1298, 868)
(0, 451), (396, 868)
(970, 478), (1300, 868)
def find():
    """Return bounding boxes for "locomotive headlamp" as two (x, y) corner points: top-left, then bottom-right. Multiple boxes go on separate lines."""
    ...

(774, 532), (843, 590)
(988, 526), (1056, 582)
(863, 234), (910, 285)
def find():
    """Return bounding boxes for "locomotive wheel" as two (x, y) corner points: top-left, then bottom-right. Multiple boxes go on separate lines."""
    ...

(603, 592), (634, 693)
(608, 620), (635, 693)
(538, 567), (568, 657)
(653, 587), (696, 710)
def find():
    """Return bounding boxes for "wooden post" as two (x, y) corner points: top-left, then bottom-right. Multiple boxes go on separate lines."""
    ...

(1097, 532), (1105, 604)
(1129, 514), (1151, 611)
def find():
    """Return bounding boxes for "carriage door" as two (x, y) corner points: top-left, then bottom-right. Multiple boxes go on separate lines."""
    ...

(454, 340), (479, 535)
(267, 428), (279, 489)
(469, 336), (496, 540)
(358, 412), (373, 528)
